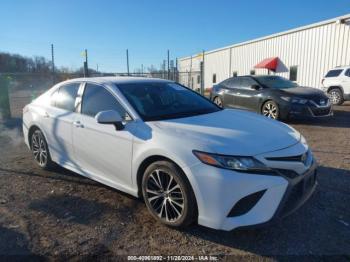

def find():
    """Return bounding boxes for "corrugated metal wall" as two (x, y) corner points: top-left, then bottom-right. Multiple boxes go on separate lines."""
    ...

(179, 17), (350, 89)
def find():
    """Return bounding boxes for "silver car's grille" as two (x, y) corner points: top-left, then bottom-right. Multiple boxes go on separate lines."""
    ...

(266, 150), (311, 166)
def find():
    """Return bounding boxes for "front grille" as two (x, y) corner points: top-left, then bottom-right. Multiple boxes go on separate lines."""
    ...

(311, 107), (331, 116)
(311, 97), (329, 106)
(274, 169), (300, 179)
(266, 155), (303, 162)
(279, 171), (317, 217)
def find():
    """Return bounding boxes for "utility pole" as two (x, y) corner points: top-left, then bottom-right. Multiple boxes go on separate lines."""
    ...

(175, 58), (178, 82)
(200, 50), (205, 96)
(51, 44), (55, 84)
(83, 49), (89, 77)
(126, 49), (130, 76)
(167, 50), (170, 80)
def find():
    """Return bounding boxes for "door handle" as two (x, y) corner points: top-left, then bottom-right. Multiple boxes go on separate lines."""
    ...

(73, 121), (84, 128)
(43, 112), (50, 118)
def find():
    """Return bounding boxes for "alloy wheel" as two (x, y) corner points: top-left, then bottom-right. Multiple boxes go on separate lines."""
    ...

(262, 102), (278, 119)
(145, 169), (184, 222)
(214, 97), (223, 107)
(329, 90), (341, 104)
(32, 131), (47, 167)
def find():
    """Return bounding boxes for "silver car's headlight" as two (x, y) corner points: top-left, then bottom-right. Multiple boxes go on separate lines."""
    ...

(193, 150), (270, 172)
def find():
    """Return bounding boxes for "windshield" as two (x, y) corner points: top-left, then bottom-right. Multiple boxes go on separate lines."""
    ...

(116, 82), (221, 121)
(254, 76), (299, 89)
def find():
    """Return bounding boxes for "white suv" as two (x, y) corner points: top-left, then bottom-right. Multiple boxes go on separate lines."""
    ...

(322, 66), (350, 105)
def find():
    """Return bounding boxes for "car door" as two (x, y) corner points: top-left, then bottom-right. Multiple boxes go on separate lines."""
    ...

(72, 82), (135, 189)
(43, 82), (81, 166)
(220, 78), (241, 108)
(233, 77), (263, 111)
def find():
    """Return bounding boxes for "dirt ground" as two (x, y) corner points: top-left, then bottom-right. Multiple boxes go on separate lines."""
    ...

(0, 103), (349, 260)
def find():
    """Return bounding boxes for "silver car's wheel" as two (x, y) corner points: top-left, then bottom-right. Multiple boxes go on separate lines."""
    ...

(31, 129), (54, 169)
(262, 101), (279, 119)
(213, 96), (223, 107)
(142, 161), (197, 227)
(328, 89), (344, 105)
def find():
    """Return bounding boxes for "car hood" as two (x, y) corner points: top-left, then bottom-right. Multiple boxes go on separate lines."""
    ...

(150, 109), (300, 156)
(280, 86), (327, 98)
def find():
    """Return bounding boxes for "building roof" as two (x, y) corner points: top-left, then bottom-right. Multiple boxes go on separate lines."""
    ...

(179, 13), (350, 61)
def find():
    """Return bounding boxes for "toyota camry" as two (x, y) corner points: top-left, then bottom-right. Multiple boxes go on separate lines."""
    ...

(23, 77), (317, 231)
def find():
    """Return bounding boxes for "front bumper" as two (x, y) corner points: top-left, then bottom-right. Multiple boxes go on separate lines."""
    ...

(183, 147), (317, 231)
(284, 103), (333, 118)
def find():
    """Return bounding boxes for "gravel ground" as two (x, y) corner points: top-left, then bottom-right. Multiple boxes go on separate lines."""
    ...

(0, 103), (349, 260)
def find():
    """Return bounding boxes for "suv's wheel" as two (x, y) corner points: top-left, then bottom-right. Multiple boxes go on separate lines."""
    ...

(213, 96), (223, 107)
(30, 129), (54, 169)
(142, 160), (197, 228)
(262, 100), (279, 119)
(328, 88), (344, 105)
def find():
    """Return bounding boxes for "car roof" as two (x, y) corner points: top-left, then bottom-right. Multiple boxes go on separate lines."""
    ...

(60, 76), (173, 86)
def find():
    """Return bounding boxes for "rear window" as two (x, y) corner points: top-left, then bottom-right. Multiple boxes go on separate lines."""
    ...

(325, 69), (343, 77)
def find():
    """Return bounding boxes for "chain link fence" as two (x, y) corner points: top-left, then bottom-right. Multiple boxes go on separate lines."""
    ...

(0, 70), (206, 119)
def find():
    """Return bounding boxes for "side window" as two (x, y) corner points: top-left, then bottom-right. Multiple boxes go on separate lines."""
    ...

(54, 83), (80, 111)
(81, 84), (127, 118)
(224, 78), (240, 88)
(240, 77), (258, 89)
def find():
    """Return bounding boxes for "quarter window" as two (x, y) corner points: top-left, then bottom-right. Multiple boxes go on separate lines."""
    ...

(54, 83), (80, 111)
(345, 69), (350, 77)
(289, 66), (298, 81)
(81, 84), (126, 118)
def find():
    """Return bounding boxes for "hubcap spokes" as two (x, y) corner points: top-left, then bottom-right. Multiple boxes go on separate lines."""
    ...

(263, 103), (277, 119)
(146, 169), (184, 222)
(32, 133), (47, 166)
(330, 91), (340, 104)
(215, 98), (222, 107)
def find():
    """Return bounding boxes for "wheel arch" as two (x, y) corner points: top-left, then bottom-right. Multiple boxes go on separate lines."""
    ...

(136, 155), (183, 197)
(327, 85), (344, 94)
(28, 124), (41, 148)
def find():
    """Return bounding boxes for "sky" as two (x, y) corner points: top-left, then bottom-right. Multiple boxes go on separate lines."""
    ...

(1, 0), (350, 73)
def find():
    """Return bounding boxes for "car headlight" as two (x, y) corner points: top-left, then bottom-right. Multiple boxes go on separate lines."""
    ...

(281, 96), (308, 104)
(193, 150), (270, 172)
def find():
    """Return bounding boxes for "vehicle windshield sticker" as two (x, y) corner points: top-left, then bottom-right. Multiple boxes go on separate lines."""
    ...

(168, 83), (186, 91)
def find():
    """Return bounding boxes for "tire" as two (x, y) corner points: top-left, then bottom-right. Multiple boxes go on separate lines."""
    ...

(142, 160), (197, 228)
(261, 100), (280, 120)
(328, 88), (344, 105)
(30, 129), (54, 170)
(213, 96), (223, 108)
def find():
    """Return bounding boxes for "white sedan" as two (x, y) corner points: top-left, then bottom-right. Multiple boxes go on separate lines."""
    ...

(23, 77), (317, 231)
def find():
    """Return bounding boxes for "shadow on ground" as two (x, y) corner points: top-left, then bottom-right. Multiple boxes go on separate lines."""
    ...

(29, 195), (111, 225)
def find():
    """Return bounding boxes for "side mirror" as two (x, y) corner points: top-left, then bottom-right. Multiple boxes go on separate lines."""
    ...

(250, 84), (261, 90)
(95, 110), (124, 130)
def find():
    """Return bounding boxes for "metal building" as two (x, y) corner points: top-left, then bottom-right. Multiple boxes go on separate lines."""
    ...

(178, 14), (350, 91)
